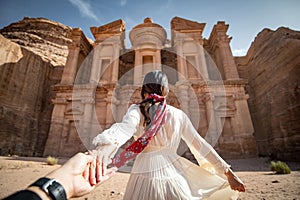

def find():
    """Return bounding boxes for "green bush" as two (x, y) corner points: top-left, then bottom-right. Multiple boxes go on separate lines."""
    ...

(270, 161), (291, 174)
(46, 156), (58, 165)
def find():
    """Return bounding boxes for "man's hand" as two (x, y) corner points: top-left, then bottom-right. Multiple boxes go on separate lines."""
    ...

(47, 152), (116, 198)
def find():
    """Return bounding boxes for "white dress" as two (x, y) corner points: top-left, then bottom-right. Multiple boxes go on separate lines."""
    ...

(93, 104), (239, 200)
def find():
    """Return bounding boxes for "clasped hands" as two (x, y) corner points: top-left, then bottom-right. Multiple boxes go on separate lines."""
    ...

(85, 148), (118, 186)
(47, 151), (117, 199)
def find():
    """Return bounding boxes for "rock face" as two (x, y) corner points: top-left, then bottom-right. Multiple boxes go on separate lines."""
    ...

(0, 17), (72, 66)
(0, 17), (72, 156)
(235, 27), (300, 161)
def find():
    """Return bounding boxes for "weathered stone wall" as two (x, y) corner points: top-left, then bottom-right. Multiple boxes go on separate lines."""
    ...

(0, 17), (71, 66)
(0, 35), (59, 156)
(235, 27), (300, 161)
(0, 17), (71, 156)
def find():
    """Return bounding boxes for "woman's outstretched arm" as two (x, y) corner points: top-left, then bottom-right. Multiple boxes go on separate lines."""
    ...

(180, 112), (245, 192)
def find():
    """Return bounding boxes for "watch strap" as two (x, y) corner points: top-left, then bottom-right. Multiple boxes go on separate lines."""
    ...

(30, 177), (67, 200)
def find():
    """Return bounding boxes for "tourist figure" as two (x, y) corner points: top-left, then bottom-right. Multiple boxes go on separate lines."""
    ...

(93, 70), (245, 200)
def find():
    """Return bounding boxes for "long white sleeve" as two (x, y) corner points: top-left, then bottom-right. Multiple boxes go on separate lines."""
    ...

(93, 104), (141, 150)
(180, 112), (230, 174)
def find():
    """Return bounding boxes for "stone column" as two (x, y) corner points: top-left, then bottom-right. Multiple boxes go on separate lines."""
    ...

(134, 49), (142, 85)
(233, 92), (254, 134)
(204, 94), (219, 146)
(43, 98), (67, 156)
(175, 39), (187, 80)
(198, 40), (209, 80)
(154, 49), (162, 70)
(90, 45), (102, 84)
(218, 42), (239, 80)
(58, 118), (69, 156)
(61, 44), (80, 85)
(81, 97), (96, 149)
(189, 86), (200, 129)
(111, 43), (120, 83)
(198, 95), (208, 135)
(176, 82), (190, 116)
(117, 86), (131, 121)
(105, 88), (115, 128)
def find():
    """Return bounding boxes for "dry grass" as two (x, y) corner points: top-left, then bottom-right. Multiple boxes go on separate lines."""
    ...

(270, 161), (291, 174)
(46, 156), (58, 165)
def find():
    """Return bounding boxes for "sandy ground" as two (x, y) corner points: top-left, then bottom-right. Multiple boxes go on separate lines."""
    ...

(0, 156), (299, 200)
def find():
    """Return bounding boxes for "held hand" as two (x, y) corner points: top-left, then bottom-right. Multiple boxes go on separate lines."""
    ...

(87, 150), (118, 185)
(47, 152), (116, 199)
(224, 168), (245, 192)
(93, 144), (118, 182)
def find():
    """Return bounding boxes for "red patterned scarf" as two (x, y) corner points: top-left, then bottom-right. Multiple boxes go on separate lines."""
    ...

(110, 94), (166, 168)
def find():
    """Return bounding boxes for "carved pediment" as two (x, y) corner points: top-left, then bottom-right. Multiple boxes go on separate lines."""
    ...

(90, 19), (125, 36)
(171, 16), (205, 34)
(90, 19), (125, 45)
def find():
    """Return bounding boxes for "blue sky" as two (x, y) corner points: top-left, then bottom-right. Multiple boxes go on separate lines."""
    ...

(0, 0), (299, 56)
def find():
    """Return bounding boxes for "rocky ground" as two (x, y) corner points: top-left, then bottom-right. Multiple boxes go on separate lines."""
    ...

(0, 156), (299, 200)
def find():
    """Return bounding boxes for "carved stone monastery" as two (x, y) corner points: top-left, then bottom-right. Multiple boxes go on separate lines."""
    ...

(0, 16), (299, 161)
(43, 17), (256, 158)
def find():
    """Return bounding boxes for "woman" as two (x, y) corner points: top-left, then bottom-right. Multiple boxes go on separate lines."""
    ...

(93, 70), (245, 200)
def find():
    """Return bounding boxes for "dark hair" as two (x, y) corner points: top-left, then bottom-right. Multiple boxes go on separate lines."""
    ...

(140, 70), (169, 126)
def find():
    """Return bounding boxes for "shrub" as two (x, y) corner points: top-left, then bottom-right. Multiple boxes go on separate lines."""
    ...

(270, 161), (291, 174)
(46, 156), (58, 165)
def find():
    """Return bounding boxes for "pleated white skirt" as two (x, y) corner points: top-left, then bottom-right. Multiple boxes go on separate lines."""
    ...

(123, 148), (239, 200)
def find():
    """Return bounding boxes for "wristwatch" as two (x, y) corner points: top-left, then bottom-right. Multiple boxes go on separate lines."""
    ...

(30, 177), (67, 200)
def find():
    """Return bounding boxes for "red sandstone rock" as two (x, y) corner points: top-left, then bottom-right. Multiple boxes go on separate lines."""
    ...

(235, 27), (300, 161)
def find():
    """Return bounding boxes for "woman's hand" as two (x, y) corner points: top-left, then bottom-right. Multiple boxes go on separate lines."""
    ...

(91, 144), (118, 182)
(224, 168), (245, 192)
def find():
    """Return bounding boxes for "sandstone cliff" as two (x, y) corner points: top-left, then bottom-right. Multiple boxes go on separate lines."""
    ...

(0, 17), (72, 156)
(235, 27), (300, 161)
(0, 17), (72, 66)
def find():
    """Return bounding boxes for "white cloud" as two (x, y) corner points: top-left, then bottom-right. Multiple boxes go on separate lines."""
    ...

(232, 48), (247, 56)
(120, 0), (127, 6)
(68, 0), (99, 22)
